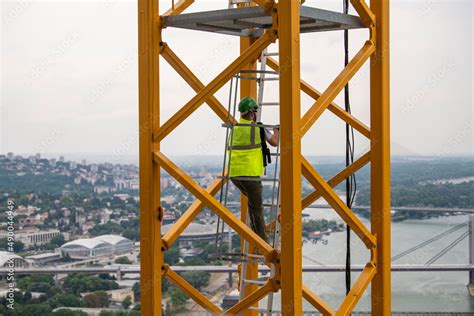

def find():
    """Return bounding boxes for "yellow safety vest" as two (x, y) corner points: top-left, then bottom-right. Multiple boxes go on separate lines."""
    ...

(229, 118), (264, 177)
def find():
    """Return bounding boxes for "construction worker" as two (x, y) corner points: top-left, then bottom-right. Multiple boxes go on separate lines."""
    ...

(229, 97), (279, 243)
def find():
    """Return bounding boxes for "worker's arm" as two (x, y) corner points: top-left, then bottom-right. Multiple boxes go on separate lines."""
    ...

(266, 128), (279, 147)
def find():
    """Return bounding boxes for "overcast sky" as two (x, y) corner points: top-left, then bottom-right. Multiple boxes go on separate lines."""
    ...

(1, 0), (472, 162)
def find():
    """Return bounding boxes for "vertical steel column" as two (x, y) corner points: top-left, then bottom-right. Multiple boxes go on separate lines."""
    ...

(138, 0), (161, 313)
(370, 0), (391, 314)
(240, 36), (259, 316)
(278, 0), (302, 314)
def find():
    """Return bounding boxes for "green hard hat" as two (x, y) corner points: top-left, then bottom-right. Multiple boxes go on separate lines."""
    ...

(238, 97), (258, 114)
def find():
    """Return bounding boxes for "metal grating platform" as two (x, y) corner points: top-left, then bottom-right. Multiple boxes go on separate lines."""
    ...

(162, 5), (365, 37)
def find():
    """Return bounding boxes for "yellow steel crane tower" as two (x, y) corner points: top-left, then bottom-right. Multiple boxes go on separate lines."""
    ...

(138, 0), (390, 314)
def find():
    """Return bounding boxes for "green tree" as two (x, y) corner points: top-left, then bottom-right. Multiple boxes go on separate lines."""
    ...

(48, 293), (85, 309)
(115, 256), (132, 264)
(89, 222), (123, 236)
(62, 273), (119, 295)
(164, 244), (180, 265)
(122, 295), (132, 310)
(181, 271), (210, 290)
(53, 309), (88, 316)
(0, 238), (24, 252)
(132, 282), (140, 301)
(83, 291), (110, 308)
(170, 288), (187, 312)
(50, 234), (66, 247)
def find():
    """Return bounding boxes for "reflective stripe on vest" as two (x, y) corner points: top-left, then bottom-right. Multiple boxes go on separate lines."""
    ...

(228, 118), (264, 177)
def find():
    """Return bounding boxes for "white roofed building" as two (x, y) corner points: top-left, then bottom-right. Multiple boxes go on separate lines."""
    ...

(60, 235), (133, 260)
(0, 251), (27, 268)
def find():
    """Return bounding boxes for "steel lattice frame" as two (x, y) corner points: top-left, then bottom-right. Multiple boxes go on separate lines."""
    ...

(138, 0), (390, 315)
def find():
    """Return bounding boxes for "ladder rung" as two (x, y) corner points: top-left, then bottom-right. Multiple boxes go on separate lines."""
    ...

(243, 279), (267, 285)
(262, 77), (279, 81)
(222, 252), (265, 259)
(263, 203), (280, 208)
(230, 0), (252, 3)
(270, 152), (280, 156)
(260, 102), (279, 106)
(218, 175), (279, 182)
(264, 52), (279, 57)
(248, 307), (274, 313)
(234, 75), (260, 81)
(240, 70), (278, 75)
(221, 123), (280, 129)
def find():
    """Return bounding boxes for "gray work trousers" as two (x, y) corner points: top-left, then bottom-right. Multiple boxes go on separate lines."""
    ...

(230, 177), (268, 243)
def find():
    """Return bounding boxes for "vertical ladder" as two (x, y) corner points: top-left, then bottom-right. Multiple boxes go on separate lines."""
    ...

(217, 47), (281, 315)
(238, 47), (282, 315)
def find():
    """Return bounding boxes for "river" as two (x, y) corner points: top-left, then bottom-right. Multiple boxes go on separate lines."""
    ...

(261, 209), (474, 312)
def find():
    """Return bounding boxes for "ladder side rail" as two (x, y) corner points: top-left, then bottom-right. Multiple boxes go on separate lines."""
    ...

(215, 77), (237, 257)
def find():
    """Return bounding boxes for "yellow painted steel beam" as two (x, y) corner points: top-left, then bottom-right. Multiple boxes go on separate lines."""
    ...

(301, 157), (376, 249)
(337, 262), (377, 315)
(163, 265), (223, 314)
(154, 30), (275, 142)
(278, 0), (303, 314)
(300, 77), (371, 139)
(302, 286), (335, 316)
(240, 35), (259, 316)
(302, 151), (370, 209)
(266, 151), (370, 231)
(300, 41), (375, 136)
(266, 57), (370, 139)
(225, 281), (274, 315)
(370, 0), (391, 313)
(138, 0), (161, 313)
(161, 178), (225, 249)
(252, 0), (275, 14)
(160, 44), (237, 125)
(163, 0), (194, 16)
(153, 151), (278, 261)
(350, 0), (375, 27)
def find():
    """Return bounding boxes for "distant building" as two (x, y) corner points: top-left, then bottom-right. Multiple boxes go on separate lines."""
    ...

(16, 228), (61, 247)
(7, 152), (14, 160)
(29, 156), (36, 164)
(59, 156), (64, 162)
(106, 288), (135, 304)
(26, 252), (62, 266)
(70, 161), (77, 169)
(91, 164), (98, 172)
(161, 222), (218, 247)
(35, 153), (41, 160)
(94, 186), (112, 194)
(60, 235), (133, 260)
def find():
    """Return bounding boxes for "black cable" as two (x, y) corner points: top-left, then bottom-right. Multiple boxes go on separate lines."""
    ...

(343, 0), (356, 298)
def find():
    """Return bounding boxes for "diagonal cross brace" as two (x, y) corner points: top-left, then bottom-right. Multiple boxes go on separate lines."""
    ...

(163, 264), (223, 314)
(300, 41), (375, 136)
(302, 151), (371, 209)
(265, 57), (371, 139)
(265, 152), (370, 231)
(336, 261), (377, 315)
(153, 151), (278, 261)
(160, 44), (237, 125)
(303, 286), (335, 316)
(162, 178), (225, 249)
(162, 0), (194, 16)
(154, 30), (275, 142)
(301, 157), (376, 249)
